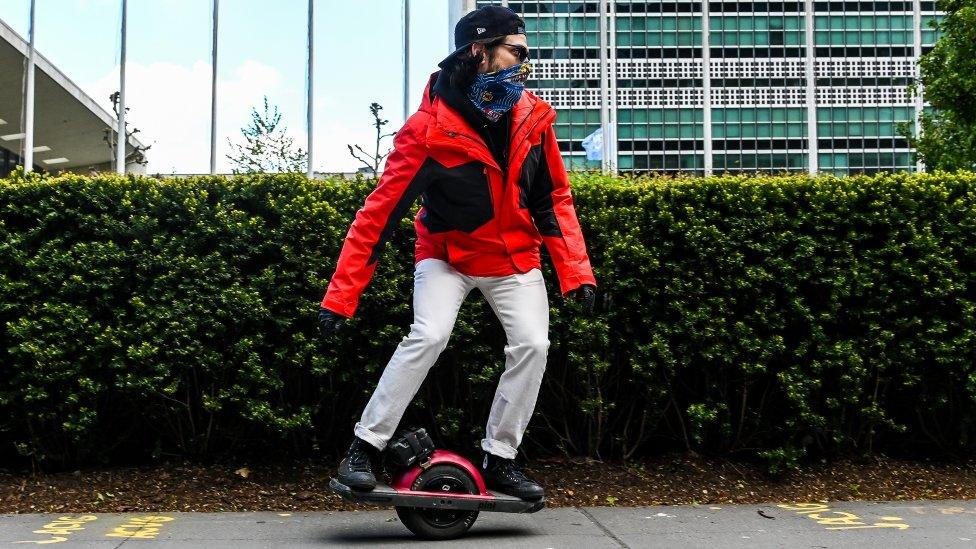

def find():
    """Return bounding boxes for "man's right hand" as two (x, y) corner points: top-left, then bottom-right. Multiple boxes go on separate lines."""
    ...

(318, 307), (347, 338)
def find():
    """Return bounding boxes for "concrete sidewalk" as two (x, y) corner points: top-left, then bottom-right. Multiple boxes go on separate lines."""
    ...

(3, 499), (975, 547)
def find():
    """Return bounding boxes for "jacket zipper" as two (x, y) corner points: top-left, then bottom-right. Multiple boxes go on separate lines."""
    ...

(483, 167), (495, 213)
(444, 130), (499, 171)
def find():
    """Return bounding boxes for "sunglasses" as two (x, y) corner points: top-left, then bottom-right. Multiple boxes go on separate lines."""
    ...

(496, 43), (530, 62)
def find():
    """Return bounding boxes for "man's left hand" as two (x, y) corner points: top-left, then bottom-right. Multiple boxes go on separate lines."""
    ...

(567, 284), (597, 315)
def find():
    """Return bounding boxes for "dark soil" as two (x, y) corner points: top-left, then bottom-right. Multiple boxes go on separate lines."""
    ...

(3, 454), (975, 513)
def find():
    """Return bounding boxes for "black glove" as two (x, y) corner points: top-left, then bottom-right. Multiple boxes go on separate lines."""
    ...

(567, 284), (597, 316)
(318, 306), (347, 337)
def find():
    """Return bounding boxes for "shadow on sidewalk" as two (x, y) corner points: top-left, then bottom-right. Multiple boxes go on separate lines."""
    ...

(320, 524), (533, 544)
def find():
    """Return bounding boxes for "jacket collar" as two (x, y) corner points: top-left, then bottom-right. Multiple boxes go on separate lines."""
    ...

(419, 70), (555, 171)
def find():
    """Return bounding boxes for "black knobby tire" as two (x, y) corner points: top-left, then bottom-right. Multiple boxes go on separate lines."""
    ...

(394, 464), (480, 540)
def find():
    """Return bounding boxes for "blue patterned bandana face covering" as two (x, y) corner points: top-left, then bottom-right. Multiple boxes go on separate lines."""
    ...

(467, 61), (532, 122)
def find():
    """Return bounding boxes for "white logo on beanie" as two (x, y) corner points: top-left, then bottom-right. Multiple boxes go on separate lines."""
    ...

(476, 27), (486, 34)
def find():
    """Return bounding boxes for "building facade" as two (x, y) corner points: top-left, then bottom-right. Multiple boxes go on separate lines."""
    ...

(473, 0), (942, 176)
(0, 17), (147, 177)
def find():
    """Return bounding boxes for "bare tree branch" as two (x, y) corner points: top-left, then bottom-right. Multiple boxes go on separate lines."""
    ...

(347, 102), (396, 175)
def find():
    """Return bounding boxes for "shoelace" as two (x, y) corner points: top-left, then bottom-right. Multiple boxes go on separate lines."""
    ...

(347, 442), (374, 472)
(494, 460), (533, 484)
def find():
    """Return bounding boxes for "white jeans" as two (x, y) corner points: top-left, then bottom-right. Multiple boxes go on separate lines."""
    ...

(354, 258), (550, 460)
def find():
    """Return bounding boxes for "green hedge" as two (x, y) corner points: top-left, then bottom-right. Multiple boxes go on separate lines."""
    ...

(1, 168), (975, 471)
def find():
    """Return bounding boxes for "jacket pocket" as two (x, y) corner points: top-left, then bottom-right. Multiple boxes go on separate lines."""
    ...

(420, 160), (494, 233)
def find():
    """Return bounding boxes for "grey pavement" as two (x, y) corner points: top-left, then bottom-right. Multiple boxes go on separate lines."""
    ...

(3, 499), (976, 548)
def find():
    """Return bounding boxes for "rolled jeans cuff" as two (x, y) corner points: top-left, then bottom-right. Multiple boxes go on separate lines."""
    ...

(354, 423), (387, 451)
(481, 437), (518, 460)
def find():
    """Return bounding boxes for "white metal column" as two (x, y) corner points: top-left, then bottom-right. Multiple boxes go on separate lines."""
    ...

(307, 0), (314, 179)
(210, 0), (219, 174)
(598, 0), (610, 174)
(803, 0), (818, 175)
(912, 0), (924, 172)
(608, 0), (618, 175)
(23, 0), (36, 173)
(402, 0), (410, 124)
(116, 0), (127, 175)
(701, 0), (713, 176)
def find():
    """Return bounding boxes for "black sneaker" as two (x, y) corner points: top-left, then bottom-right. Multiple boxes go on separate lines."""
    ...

(479, 452), (545, 500)
(337, 437), (380, 490)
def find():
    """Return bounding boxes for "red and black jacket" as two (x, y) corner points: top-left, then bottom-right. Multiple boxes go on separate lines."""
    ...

(321, 70), (596, 318)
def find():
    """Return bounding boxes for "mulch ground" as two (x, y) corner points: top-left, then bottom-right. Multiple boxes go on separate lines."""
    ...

(2, 453), (975, 513)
